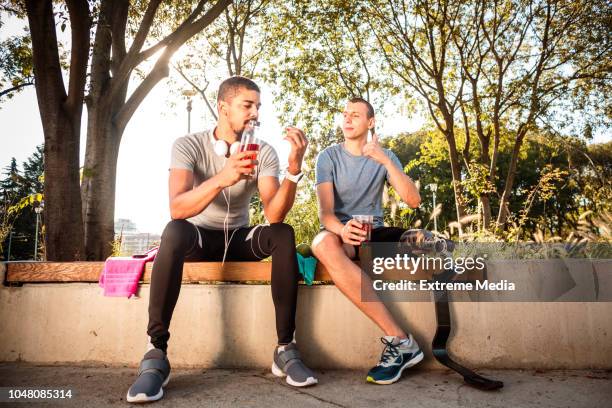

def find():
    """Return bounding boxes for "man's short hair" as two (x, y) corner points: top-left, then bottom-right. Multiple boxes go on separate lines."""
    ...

(348, 97), (375, 118)
(217, 76), (260, 102)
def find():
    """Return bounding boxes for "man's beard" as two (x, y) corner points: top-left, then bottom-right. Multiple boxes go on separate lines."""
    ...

(233, 127), (243, 140)
(234, 118), (255, 139)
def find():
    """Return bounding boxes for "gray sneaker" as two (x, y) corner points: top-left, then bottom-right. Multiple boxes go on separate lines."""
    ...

(126, 348), (171, 403)
(271, 343), (318, 387)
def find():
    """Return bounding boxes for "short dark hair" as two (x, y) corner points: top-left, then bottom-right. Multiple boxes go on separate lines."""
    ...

(217, 76), (260, 102)
(348, 97), (375, 118)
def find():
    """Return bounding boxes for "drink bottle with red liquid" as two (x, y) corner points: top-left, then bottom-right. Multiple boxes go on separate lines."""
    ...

(239, 120), (260, 176)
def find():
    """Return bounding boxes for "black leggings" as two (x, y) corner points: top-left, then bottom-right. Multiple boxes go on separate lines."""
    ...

(147, 220), (299, 352)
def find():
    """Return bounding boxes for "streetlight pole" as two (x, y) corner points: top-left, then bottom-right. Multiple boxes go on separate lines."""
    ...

(182, 89), (197, 133)
(428, 183), (438, 231)
(34, 201), (44, 261)
(187, 99), (192, 133)
(7, 229), (12, 261)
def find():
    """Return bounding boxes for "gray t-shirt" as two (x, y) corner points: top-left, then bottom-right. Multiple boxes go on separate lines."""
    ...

(170, 129), (279, 230)
(315, 143), (403, 229)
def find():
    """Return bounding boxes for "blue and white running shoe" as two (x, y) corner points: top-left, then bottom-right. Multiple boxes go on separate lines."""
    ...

(366, 335), (424, 385)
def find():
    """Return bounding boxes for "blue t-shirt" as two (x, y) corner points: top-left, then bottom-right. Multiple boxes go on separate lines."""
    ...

(315, 143), (403, 229)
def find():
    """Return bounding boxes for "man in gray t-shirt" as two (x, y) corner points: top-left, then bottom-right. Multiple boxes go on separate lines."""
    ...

(127, 77), (317, 404)
(170, 129), (280, 230)
(312, 98), (424, 386)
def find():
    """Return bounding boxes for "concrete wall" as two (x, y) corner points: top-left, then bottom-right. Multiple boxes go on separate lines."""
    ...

(1, 263), (611, 369)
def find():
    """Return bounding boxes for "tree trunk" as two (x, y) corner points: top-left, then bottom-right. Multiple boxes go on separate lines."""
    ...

(479, 134), (492, 229)
(43, 120), (86, 261)
(496, 129), (527, 227)
(41, 118), (84, 261)
(470, 78), (493, 230)
(444, 130), (468, 223)
(81, 99), (123, 260)
(480, 194), (492, 228)
(25, 0), (86, 261)
(79, 0), (231, 260)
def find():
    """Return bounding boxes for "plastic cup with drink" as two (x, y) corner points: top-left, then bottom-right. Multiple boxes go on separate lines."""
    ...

(352, 215), (373, 243)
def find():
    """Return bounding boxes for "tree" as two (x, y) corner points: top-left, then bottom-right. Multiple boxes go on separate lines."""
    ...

(16, 0), (89, 260)
(265, 0), (610, 236)
(1, 145), (44, 260)
(171, 0), (272, 122)
(489, 0), (611, 227)
(0, 158), (20, 258)
(80, 0), (231, 260)
(383, 130), (458, 229)
(262, 1), (386, 131)
(367, 0), (470, 224)
(15, 0), (232, 260)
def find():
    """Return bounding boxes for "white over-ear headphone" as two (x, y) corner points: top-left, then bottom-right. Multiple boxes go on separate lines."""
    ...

(210, 131), (240, 157)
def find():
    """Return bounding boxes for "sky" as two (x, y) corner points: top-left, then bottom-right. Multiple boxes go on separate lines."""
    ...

(1, 13), (609, 235)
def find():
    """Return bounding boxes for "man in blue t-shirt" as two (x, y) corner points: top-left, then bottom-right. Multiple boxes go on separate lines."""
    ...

(312, 97), (424, 385)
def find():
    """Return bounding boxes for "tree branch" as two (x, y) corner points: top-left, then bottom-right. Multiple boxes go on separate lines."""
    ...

(64, 0), (91, 116)
(0, 81), (34, 98)
(114, 0), (232, 132)
(24, 0), (67, 112)
(87, 0), (114, 105)
(126, 0), (163, 57)
(110, 0), (205, 102)
(173, 63), (218, 120)
(110, 1), (129, 74)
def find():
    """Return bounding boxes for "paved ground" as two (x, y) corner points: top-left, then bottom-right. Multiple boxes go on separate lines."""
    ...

(0, 364), (610, 407)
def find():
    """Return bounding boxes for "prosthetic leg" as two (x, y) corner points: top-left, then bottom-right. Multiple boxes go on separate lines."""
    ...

(431, 265), (503, 390)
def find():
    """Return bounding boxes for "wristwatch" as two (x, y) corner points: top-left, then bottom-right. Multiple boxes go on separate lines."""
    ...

(285, 169), (304, 183)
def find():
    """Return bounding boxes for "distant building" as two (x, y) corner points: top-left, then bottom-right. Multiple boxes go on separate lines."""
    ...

(114, 219), (160, 256)
(115, 218), (139, 234)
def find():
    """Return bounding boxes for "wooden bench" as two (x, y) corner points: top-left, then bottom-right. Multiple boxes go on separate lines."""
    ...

(4, 261), (330, 283)
(3, 261), (469, 284)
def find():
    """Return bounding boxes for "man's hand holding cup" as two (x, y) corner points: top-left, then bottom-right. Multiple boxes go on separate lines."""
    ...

(217, 151), (259, 188)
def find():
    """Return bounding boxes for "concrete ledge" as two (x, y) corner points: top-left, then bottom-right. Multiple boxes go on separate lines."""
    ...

(1, 262), (611, 369)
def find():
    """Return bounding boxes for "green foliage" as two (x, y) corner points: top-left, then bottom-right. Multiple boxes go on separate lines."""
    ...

(0, 32), (34, 101)
(462, 163), (496, 200)
(378, 127), (611, 241)
(283, 190), (322, 245)
(261, 1), (392, 138)
(387, 131), (457, 228)
(249, 184), (321, 245)
(254, 0), (610, 233)
(506, 164), (570, 240)
(1, 144), (45, 260)
(1, 2), (36, 100)
(7, 193), (42, 215)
